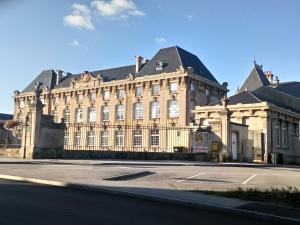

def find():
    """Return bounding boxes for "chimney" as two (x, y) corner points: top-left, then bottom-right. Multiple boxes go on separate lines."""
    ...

(55, 70), (63, 84)
(135, 56), (143, 73)
(275, 76), (280, 84)
(265, 70), (274, 83)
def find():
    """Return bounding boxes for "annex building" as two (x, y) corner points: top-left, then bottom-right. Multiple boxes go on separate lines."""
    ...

(13, 46), (228, 156)
(195, 63), (300, 164)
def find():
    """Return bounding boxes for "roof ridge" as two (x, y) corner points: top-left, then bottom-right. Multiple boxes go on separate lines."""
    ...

(247, 90), (263, 103)
(174, 46), (183, 67)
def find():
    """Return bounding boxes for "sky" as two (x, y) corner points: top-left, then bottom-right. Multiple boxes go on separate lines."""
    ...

(1, 0), (300, 114)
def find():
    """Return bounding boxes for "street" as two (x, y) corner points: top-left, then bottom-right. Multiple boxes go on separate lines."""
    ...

(0, 179), (281, 225)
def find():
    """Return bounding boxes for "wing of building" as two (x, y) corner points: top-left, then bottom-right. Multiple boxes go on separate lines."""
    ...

(195, 62), (300, 164)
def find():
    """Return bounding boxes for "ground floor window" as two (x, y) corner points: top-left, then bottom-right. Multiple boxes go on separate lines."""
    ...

(101, 131), (109, 146)
(275, 121), (281, 147)
(87, 131), (95, 146)
(74, 131), (81, 146)
(133, 129), (142, 146)
(150, 129), (159, 146)
(282, 122), (288, 148)
(64, 131), (69, 146)
(115, 130), (124, 146)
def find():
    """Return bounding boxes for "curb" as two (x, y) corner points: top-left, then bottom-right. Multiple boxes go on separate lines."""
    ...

(0, 174), (299, 225)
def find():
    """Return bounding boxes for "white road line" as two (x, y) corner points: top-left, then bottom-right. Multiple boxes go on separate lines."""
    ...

(242, 174), (257, 185)
(177, 172), (206, 183)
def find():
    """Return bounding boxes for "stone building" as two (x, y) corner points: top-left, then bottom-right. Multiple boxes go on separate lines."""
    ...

(13, 46), (227, 152)
(195, 63), (300, 164)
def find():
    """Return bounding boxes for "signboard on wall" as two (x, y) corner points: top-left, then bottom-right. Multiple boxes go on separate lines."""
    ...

(192, 128), (210, 153)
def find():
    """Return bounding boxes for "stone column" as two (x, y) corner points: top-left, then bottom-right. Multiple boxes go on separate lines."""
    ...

(218, 98), (231, 161)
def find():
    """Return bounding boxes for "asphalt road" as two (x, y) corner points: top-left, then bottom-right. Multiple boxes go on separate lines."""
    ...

(0, 179), (281, 225)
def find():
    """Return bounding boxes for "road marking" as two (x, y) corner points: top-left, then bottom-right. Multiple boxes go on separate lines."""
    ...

(177, 172), (206, 183)
(242, 174), (257, 185)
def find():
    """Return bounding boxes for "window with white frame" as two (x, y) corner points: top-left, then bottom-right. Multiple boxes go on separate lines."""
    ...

(135, 86), (142, 97)
(150, 101), (160, 119)
(134, 102), (143, 120)
(152, 84), (160, 95)
(116, 104), (125, 120)
(87, 131), (95, 146)
(117, 89), (125, 99)
(88, 107), (96, 122)
(115, 130), (124, 146)
(170, 82), (178, 93)
(52, 110), (58, 123)
(275, 121), (281, 147)
(19, 99), (24, 108)
(64, 131), (69, 146)
(65, 95), (71, 105)
(133, 129), (142, 146)
(76, 108), (83, 123)
(101, 131), (109, 146)
(64, 109), (70, 123)
(74, 131), (81, 146)
(102, 106), (109, 121)
(168, 100), (179, 118)
(77, 94), (83, 104)
(103, 90), (110, 101)
(150, 129), (159, 146)
(282, 122), (288, 148)
(90, 92), (96, 102)
(54, 96), (59, 105)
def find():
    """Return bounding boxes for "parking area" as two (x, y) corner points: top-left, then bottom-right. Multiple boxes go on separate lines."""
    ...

(0, 159), (299, 191)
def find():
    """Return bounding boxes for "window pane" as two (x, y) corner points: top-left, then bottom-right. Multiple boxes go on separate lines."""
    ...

(115, 130), (124, 146)
(101, 131), (109, 146)
(76, 108), (83, 123)
(134, 103), (143, 119)
(117, 89), (125, 99)
(151, 101), (160, 119)
(104, 90), (110, 100)
(77, 95), (83, 104)
(90, 92), (96, 101)
(88, 131), (95, 146)
(116, 105), (125, 120)
(64, 109), (70, 123)
(170, 83), (178, 93)
(102, 106), (109, 121)
(135, 86), (142, 97)
(152, 84), (160, 95)
(65, 96), (71, 105)
(89, 107), (96, 122)
(133, 129), (142, 146)
(169, 100), (179, 118)
(151, 129), (159, 146)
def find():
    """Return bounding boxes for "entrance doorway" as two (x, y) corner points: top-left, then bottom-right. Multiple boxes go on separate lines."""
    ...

(231, 132), (238, 160)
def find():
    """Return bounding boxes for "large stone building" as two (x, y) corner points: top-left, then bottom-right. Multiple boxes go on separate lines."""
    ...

(195, 63), (300, 164)
(13, 46), (227, 153)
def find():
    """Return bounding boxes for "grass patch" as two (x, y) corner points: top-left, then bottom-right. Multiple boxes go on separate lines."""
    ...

(193, 187), (300, 208)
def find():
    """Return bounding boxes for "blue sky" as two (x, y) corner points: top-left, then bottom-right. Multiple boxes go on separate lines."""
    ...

(1, 0), (300, 113)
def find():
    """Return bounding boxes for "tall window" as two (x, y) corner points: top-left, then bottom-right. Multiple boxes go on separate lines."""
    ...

(152, 84), (160, 95)
(135, 86), (142, 97)
(64, 109), (70, 123)
(90, 92), (96, 102)
(101, 131), (109, 146)
(102, 106), (109, 121)
(88, 107), (96, 122)
(87, 131), (95, 146)
(116, 104), (125, 120)
(170, 83), (178, 93)
(64, 130), (69, 146)
(117, 89), (125, 99)
(168, 100), (179, 118)
(19, 99), (24, 109)
(282, 122), (288, 148)
(150, 129), (159, 146)
(133, 129), (142, 146)
(151, 101), (160, 119)
(134, 103), (143, 120)
(40, 96), (45, 104)
(52, 110), (58, 123)
(77, 94), (83, 104)
(74, 131), (81, 146)
(54, 96), (59, 105)
(115, 130), (124, 146)
(76, 108), (83, 123)
(275, 121), (281, 147)
(65, 95), (71, 105)
(103, 90), (110, 101)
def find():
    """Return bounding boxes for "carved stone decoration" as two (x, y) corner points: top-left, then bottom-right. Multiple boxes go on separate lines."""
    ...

(14, 90), (20, 96)
(80, 72), (92, 82)
(127, 73), (135, 81)
(176, 65), (186, 74)
(43, 85), (50, 93)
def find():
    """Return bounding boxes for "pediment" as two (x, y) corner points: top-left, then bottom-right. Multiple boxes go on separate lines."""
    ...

(70, 72), (102, 89)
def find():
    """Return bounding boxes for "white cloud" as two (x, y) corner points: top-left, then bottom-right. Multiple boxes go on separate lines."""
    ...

(155, 37), (166, 44)
(186, 14), (193, 22)
(69, 39), (80, 47)
(91, 0), (145, 19)
(64, 3), (95, 30)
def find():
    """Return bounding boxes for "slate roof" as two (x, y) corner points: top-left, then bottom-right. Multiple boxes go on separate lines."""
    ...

(137, 46), (219, 84)
(54, 65), (136, 89)
(269, 82), (300, 98)
(22, 46), (221, 93)
(239, 63), (270, 93)
(22, 70), (58, 93)
(0, 113), (13, 121)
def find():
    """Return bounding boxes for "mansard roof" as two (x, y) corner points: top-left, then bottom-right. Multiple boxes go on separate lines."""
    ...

(239, 63), (270, 93)
(22, 70), (58, 93)
(269, 81), (300, 98)
(21, 46), (220, 93)
(0, 113), (13, 121)
(137, 46), (219, 84)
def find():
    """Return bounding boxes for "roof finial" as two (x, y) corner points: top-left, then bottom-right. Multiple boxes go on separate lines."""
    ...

(254, 57), (256, 65)
(236, 86), (240, 94)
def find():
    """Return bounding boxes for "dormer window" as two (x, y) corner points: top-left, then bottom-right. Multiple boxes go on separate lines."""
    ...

(156, 61), (163, 71)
